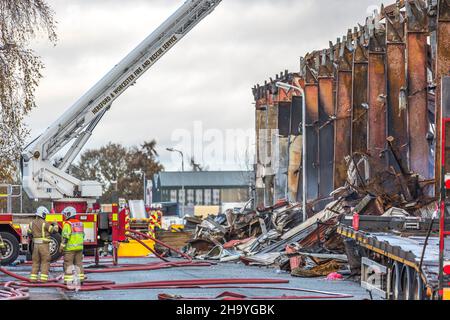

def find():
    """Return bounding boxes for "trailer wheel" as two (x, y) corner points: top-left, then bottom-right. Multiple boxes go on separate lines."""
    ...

(412, 273), (425, 300)
(401, 265), (414, 300)
(390, 262), (402, 300)
(0, 232), (20, 266)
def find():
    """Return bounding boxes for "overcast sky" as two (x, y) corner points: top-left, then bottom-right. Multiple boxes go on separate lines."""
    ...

(27, 0), (384, 171)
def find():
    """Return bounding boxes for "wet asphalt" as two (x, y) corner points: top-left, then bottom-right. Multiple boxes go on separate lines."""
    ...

(0, 256), (373, 300)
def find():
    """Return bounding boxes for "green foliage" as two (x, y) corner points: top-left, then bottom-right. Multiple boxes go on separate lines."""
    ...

(70, 140), (164, 203)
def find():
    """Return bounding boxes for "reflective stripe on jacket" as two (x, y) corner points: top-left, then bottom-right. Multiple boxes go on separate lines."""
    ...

(62, 220), (84, 251)
(28, 218), (55, 243)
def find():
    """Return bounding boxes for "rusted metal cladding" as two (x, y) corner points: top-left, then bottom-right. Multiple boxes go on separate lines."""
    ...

(255, 108), (266, 160)
(304, 83), (320, 202)
(318, 76), (335, 201)
(276, 101), (290, 200)
(334, 70), (352, 188)
(255, 107), (266, 207)
(264, 175), (275, 206)
(289, 95), (303, 202)
(386, 10), (408, 169)
(334, 37), (353, 189)
(407, 33), (430, 178)
(406, 0), (431, 179)
(435, 0), (450, 195)
(266, 101), (278, 173)
(267, 103), (279, 131)
(264, 103), (278, 204)
(351, 42), (369, 156)
(275, 137), (288, 201)
(278, 102), (292, 137)
(367, 49), (388, 174)
(288, 134), (302, 202)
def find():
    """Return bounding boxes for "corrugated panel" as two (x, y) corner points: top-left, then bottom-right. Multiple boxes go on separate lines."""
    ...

(157, 171), (254, 188)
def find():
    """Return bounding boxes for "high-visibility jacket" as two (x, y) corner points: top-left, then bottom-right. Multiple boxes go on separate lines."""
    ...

(28, 218), (57, 244)
(150, 211), (161, 228)
(62, 219), (84, 251)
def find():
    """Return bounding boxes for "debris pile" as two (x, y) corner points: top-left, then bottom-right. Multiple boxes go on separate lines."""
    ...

(341, 149), (436, 217)
(183, 200), (351, 278)
(183, 151), (437, 279)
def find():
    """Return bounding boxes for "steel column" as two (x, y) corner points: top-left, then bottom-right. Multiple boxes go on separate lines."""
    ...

(302, 54), (320, 207)
(367, 16), (388, 175)
(351, 28), (369, 157)
(406, 0), (430, 179)
(334, 35), (353, 188)
(318, 49), (336, 205)
(385, 5), (408, 170)
(289, 85), (304, 202)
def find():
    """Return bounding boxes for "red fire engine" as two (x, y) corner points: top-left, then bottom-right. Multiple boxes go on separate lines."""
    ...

(0, 201), (127, 266)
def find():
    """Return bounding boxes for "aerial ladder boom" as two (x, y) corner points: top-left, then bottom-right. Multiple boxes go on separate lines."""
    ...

(21, 0), (222, 201)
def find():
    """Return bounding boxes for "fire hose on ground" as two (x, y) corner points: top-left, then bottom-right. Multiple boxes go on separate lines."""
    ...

(0, 266), (354, 299)
(0, 282), (30, 300)
(82, 229), (214, 273)
(0, 264), (355, 299)
(0, 229), (354, 300)
(158, 286), (354, 300)
(19, 228), (214, 273)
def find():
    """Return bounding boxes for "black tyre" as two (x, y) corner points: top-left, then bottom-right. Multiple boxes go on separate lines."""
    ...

(29, 233), (62, 262)
(413, 273), (425, 300)
(0, 232), (20, 266)
(401, 265), (414, 300)
(83, 247), (96, 257)
(390, 262), (402, 300)
(49, 233), (62, 262)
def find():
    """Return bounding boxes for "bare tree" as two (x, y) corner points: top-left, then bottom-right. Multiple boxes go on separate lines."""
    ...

(0, 0), (57, 181)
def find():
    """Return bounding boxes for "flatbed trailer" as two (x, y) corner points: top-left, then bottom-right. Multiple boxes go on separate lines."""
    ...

(337, 216), (450, 300)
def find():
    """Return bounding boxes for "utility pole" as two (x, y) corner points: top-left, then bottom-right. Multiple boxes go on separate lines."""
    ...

(167, 148), (185, 217)
(143, 172), (146, 205)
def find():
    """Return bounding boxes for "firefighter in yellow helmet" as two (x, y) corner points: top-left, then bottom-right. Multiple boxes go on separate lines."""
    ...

(27, 206), (59, 283)
(61, 207), (85, 285)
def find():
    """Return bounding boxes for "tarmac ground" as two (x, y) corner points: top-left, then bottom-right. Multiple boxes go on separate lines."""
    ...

(0, 256), (373, 300)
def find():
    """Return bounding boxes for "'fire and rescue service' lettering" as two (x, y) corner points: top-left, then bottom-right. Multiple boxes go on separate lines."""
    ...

(92, 35), (179, 116)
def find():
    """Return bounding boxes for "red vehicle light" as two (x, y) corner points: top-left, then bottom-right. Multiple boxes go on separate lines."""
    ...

(444, 265), (450, 275)
(446, 180), (450, 190)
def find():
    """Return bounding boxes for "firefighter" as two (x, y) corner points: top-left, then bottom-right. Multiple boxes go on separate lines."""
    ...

(148, 205), (161, 239)
(60, 207), (85, 285)
(28, 206), (59, 283)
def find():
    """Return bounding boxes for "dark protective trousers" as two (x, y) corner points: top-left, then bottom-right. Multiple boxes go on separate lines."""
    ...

(30, 243), (50, 282)
(63, 250), (84, 284)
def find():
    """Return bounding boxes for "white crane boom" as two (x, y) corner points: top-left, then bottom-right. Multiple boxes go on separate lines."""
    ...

(21, 0), (222, 200)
